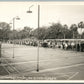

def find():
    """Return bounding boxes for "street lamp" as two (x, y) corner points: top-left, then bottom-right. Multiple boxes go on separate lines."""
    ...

(27, 5), (34, 13)
(0, 27), (2, 59)
(27, 5), (40, 72)
(11, 16), (20, 58)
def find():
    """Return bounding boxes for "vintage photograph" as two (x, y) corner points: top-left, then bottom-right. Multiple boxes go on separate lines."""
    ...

(0, 1), (84, 80)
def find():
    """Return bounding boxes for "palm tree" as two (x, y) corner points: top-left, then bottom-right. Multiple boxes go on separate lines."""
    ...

(78, 21), (84, 51)
(70, 24), (78, 39)
(62, 24), (68, 39)
(78, 21), (84, 37)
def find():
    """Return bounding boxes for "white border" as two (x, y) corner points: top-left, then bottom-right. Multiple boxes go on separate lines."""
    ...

(0, 1), (84, 82)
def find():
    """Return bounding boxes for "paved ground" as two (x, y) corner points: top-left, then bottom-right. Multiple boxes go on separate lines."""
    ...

(0, 43), (84, 80)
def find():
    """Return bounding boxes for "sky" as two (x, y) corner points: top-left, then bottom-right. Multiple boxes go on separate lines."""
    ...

(0, 1), (84, 31)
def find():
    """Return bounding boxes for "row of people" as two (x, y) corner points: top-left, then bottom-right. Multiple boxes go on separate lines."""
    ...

(7, 39), (84, 52)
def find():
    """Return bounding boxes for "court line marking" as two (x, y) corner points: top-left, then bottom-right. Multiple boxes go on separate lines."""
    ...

(1, 64), (10, 75)
(1, 59), (20, 75)
(4, 59), (20, 74)
(0, 58), (61, 66)
(68, 72), (79, 80)
(32, 63), (84, 73)
(54, 72), (77, 80)
(0, 61), (33, 66)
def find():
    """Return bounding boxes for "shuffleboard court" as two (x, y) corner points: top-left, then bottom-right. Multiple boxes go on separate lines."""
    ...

(0, 43), (84, 80)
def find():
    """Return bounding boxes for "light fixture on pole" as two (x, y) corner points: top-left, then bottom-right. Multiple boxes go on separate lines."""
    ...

(12, 16), (20, 58)
(27, 5), (40, 72)
(27, 5), (34, 13)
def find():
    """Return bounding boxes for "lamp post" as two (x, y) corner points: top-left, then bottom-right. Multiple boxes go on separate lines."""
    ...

(11, 16), (20, 58)
(37, 5), (40, 72)
(0, 27), (2, 59)
(27, 5), (40, 72)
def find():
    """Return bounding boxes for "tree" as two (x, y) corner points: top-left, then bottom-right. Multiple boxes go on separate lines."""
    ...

(78, 21), (84, 38)
(0, 22), (11, 41)
(81, 32), (84, 39)
(45, 23), (63, 39)
(22, 26), (32, 38)
(62, 24), (68, 39)
(70, 24), (78, 39)
(31, 27), (47, 40)
(16, 26), (32, 39)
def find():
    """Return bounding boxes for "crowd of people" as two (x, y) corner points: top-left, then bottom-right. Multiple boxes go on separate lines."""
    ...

(6, 39), (84, 52)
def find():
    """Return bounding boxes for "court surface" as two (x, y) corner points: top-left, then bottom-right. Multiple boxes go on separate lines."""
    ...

(0, 43), (84, 80)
